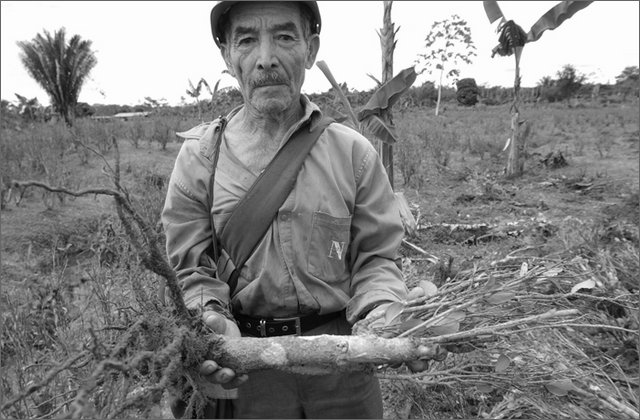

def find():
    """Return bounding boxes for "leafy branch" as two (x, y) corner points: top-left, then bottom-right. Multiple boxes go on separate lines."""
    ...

(415, 14), (477, 116)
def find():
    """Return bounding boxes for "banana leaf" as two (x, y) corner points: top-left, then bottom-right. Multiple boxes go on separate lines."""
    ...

(527, 1), (593, 42)
(483, 1), (504, 24)
(356, 67), (417, 121)
(359, 114), (398, 145)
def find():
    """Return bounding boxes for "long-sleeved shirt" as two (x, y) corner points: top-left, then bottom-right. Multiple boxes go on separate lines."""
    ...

(161, 96), (408, 324)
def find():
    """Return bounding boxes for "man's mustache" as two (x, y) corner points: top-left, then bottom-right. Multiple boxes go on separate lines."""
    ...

(250, 73), (288, 88)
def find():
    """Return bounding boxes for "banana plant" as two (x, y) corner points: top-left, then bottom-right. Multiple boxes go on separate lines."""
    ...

(186, 78), (212, 122)
(483, 1), (592, 177)
(14, 93), (42, 122)
(316, 61), (416, 147)
(316, 60), (418, 235)
(202, 77), (222, 104)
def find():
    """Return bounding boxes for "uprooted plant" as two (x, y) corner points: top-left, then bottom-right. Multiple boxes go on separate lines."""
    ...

(3, 135), (638, 419)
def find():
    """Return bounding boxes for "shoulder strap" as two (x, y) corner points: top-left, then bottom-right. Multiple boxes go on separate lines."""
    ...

(220, 117), (333, 295)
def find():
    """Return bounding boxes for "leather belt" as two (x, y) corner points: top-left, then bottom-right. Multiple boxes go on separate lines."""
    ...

(234, 311), (343, 337)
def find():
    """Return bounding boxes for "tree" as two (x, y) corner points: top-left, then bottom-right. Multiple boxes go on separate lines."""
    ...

(538, 76), (553, 88)
(406, 81), (438, 107)
(16, 28), (97, 127)
(75, 102), (95, 118)
(143, 96), (168, 108)
(616, 65), (639, 84)
(483, 1), (592, 177)
(456, 78), (479, 106)
(555, 64), (586, 101)
(537, 76), (561, 103)
(615, 65), (639, 101)
(415, 15), (477, 116)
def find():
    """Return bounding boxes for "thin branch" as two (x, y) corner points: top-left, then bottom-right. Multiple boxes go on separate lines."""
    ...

(10, 175), (191, 322)
(11, 180), (120, 198)
(0, 351), (91, 412)
(514, 322), (639, 336)
(401, 239), (439, 263)
(422, 309), (581, 344)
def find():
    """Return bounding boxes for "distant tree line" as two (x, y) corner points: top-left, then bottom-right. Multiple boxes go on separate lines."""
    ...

(3, 64), (638, 128)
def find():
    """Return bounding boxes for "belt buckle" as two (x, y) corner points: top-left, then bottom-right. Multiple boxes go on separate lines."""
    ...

(273, 316), (302, 335)
(258, 319), (267, 337)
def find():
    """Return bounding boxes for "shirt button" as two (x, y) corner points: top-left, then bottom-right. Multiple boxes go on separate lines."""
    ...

(280, 213), (289, 222)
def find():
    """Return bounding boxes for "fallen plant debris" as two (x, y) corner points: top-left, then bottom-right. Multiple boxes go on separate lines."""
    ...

(374, 248), (639, 419)
(2, 227), (637, 418)
(2, 109), (638, 419)
(4, 143), (639, 418)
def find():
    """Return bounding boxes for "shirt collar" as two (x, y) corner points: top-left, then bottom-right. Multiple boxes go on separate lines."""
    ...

(300, 94), (324, 131)
(224, 95), (323, 132)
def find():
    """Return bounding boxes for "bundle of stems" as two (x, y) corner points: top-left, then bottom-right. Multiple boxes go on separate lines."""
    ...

(365, 256), (639, 419)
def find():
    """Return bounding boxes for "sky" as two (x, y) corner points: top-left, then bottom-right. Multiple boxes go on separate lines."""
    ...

(1, 1), (639, 107)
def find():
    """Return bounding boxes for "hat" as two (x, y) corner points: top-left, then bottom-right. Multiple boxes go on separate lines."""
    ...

(210, 1), (321, 48)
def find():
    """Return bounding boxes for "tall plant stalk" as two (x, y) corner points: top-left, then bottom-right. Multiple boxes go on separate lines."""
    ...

(378, 0), (397, 186)
(436, 68), (444, 116)
(507, 47), (524, 177)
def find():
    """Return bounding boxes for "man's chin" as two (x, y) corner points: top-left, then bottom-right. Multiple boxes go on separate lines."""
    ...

(250, 95), (295, 115)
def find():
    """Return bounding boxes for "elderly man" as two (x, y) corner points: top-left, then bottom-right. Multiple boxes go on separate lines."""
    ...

(162, 1), (433, 418)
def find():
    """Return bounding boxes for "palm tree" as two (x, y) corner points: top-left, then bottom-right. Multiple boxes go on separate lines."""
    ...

(17, 27), (97, 126)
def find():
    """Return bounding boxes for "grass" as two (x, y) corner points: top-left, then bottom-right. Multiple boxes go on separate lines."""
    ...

(1, 100), (638, 418)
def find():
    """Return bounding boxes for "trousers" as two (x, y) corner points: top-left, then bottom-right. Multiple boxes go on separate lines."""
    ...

(232, 316), (383, 419)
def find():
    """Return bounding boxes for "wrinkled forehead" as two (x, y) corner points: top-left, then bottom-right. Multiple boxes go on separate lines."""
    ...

(226, 1), (305, 32)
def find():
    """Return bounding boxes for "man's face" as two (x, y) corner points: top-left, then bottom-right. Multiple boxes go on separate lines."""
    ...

(220, 2), (319, 117)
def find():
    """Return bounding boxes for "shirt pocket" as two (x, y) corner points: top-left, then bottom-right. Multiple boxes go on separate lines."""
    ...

(307, 211), (352, 282)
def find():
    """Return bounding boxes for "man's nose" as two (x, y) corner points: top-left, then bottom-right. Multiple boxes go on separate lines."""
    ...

(256, 38), (278, 70)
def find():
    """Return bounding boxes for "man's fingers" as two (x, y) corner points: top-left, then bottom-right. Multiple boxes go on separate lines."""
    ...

(222, 374), (249, 389)
(212, 367), (236, 384)
(199, 360), (220, 376)
(406, 359), (429, 372)
(203, 311), (228, 334)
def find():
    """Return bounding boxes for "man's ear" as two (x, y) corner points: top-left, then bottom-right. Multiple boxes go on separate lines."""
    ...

(304, 34), (320, 69)
(220, 45), (236, 77)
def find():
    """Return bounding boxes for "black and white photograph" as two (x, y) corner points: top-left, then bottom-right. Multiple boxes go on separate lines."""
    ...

(1, 1), (638, 419)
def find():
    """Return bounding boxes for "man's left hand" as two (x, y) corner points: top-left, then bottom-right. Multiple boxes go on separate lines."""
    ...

(354, 287), (448, 372)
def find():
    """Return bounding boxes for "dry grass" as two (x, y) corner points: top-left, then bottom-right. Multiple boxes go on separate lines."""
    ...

(1, 101), (638, 419)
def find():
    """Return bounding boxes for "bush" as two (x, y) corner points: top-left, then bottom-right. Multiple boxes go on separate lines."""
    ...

(151, 119), (171, 150)
(456, 78), (479, 106)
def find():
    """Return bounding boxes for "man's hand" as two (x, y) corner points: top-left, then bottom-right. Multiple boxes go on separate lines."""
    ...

(200, 310), (249, 389)
(169, 310), (248, 418)
(355, 287), (448, 372)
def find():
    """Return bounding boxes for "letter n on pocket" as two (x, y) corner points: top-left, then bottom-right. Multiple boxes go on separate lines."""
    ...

(328, 240), (346, 260)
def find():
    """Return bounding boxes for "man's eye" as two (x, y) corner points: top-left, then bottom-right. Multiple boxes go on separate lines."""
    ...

(237, 37), (255, 45)
(277, 34), (295, 41)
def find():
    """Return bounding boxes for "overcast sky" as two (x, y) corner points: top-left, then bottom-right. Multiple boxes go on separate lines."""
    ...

(2, 1), (638, 106)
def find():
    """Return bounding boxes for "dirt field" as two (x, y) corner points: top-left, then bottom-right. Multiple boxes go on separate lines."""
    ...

(1, 101), (638, 418)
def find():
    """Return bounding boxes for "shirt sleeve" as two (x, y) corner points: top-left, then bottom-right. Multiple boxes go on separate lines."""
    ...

(161, 139), (232, 311)
(346, 144), (409, 323)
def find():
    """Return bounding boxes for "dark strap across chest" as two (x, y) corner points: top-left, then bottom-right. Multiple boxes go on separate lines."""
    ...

(209, 117), (334, 296)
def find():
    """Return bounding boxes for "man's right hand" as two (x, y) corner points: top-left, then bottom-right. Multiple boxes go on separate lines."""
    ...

(200, 310), (249, 389)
